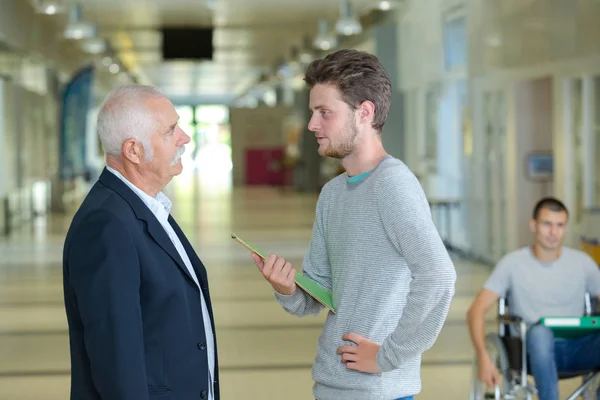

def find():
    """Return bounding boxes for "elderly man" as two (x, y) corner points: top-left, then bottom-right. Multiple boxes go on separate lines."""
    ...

(62, 84), (219, 400)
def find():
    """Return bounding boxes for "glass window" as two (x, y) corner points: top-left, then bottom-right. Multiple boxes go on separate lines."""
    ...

(425, 88), (438, 165)
(594, 76), (600, 207)
(443, 12), (467, 71)
(571, 79), (584, 221)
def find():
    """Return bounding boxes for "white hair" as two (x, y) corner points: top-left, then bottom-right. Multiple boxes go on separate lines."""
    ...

(97, 84), (166, 161)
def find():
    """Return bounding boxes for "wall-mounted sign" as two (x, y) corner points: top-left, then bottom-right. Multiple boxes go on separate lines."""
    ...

(525, 151), (553, 181)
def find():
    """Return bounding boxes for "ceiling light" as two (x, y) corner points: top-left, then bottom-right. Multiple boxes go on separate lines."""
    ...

(63, 4), (95, 40)
(43, 4), (57, 14)
(82, 38), (106, 54)
(64, 24), (94, 40)
(378, 1), (391, 11)
(485, 35), (502, 47)
(35, 1), (64, 15)
(313, 20), (338, 51)
(299, 36), (314, 64)
(335, 0), (362, 36)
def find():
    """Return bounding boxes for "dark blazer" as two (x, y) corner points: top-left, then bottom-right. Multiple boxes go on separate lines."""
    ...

(63, 168), (219, 400)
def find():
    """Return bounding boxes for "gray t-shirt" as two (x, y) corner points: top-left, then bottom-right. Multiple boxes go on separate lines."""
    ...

(484, 246), (600, 324)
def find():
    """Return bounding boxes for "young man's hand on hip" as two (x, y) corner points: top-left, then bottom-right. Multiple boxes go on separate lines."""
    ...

(337, 333), (382, 374)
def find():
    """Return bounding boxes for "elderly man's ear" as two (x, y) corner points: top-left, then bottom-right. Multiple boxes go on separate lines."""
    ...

(122, 139), (145, 164)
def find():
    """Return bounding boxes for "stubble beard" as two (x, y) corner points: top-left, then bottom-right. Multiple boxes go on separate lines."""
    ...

(322, 118), (359, 159)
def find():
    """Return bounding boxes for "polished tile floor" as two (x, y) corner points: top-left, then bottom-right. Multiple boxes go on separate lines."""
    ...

(0, 172), (585, 399)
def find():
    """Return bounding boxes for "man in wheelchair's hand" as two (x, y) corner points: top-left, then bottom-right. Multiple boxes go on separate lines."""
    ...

(478, 355), (501, 390)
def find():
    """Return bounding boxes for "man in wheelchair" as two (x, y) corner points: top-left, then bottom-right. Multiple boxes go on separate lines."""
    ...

(467, 197), (600, 400)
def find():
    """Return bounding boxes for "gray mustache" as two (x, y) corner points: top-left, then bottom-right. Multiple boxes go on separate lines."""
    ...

(171, 145), (185, 166)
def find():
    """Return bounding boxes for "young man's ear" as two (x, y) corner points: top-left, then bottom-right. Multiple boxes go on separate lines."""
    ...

(358, 101), (376, 126)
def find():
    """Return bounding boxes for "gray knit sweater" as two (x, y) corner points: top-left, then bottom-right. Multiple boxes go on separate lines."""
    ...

(274, 156), (456, 400)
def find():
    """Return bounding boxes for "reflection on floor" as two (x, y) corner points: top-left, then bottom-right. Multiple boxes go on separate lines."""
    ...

(0, 173), (585, 399)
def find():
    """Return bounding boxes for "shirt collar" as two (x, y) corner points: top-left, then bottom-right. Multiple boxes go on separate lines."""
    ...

(106, 165), (172, 218)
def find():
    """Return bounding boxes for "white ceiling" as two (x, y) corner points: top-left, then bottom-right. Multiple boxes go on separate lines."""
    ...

(65, 0), (384, 103)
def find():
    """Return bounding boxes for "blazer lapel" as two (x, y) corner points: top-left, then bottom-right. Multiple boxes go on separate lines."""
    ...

(145, 218), (198, 287)
(168, 216), (214, 310)
(98, 168), (198, 288)
(168, 216), (209, 287)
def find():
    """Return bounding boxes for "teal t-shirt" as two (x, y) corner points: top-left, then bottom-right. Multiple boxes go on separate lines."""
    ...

(347, 170), (372, 183)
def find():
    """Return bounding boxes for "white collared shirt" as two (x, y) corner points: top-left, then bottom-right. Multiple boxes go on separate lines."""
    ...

(107, 166), (215, 399)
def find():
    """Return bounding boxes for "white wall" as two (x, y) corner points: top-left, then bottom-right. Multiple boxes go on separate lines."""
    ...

(513, 77), (554, 246)
(468, 0), (600, 78)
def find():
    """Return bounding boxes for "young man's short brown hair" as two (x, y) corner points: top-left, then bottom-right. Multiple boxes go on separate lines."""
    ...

(304, 49), (392, 133)
(532, 197), (569, 220)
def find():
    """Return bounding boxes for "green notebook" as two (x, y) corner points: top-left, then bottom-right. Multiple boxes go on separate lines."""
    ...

(231, 233), (335, 313)
(539, 316), (600, 339)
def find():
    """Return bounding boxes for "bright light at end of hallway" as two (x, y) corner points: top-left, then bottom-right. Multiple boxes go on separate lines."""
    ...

(176, 145), (233, 193)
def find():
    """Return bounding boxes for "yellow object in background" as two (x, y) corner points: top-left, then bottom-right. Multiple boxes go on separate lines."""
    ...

(580, 209), (600, 266)
(581, 237), (600, 266)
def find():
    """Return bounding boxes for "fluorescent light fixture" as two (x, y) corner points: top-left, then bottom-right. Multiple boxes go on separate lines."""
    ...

(485, 35), (502, 47)
(299, 36), (314, 64)
(82, 38), (106, 54)
(35, 1), (65, 15)
(378, 1), (391, 11)
(335, 0), (362, 36)
(300, 53), (313, 63)
(64, 4), (95, 40)
(65, 23), (95, 40)
(313, 20), (338, 51)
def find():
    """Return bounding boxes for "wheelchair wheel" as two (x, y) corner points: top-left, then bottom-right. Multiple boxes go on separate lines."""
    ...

(582, 373), (600, 400)
(470, 333), (512, 400)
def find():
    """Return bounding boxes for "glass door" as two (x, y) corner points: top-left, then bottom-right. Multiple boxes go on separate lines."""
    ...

(483, 90), (508, 261)
(563, 73), (600, 250)
(470, 79), (509, 263)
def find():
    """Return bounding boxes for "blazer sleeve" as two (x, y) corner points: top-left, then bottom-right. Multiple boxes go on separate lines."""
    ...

(66, 210), (150, 400)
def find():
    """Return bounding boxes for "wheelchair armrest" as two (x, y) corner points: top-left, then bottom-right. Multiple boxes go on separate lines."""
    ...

(498, 313), (523, 325)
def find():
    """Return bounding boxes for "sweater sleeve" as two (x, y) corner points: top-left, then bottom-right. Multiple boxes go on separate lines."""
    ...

(375, 168), (457, 372)
(274, 188), (332, 316)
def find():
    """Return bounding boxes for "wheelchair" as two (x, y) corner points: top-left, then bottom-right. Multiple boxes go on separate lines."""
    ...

(470, 293), (600, 400)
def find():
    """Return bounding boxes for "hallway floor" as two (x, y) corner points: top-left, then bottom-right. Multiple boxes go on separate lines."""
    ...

(0, 173), (585, 399)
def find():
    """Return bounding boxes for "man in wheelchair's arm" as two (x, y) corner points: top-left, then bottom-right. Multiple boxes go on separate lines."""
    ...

(466, 197), (600, 400)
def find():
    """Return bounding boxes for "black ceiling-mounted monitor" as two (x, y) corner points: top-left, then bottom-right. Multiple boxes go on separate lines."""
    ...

(161, 27), (213, 61)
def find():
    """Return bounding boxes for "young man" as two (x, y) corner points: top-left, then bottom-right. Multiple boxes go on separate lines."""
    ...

(251, 49), (457, 399)
(467, 197), (600, 400)
(63, 85), (219, 399)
